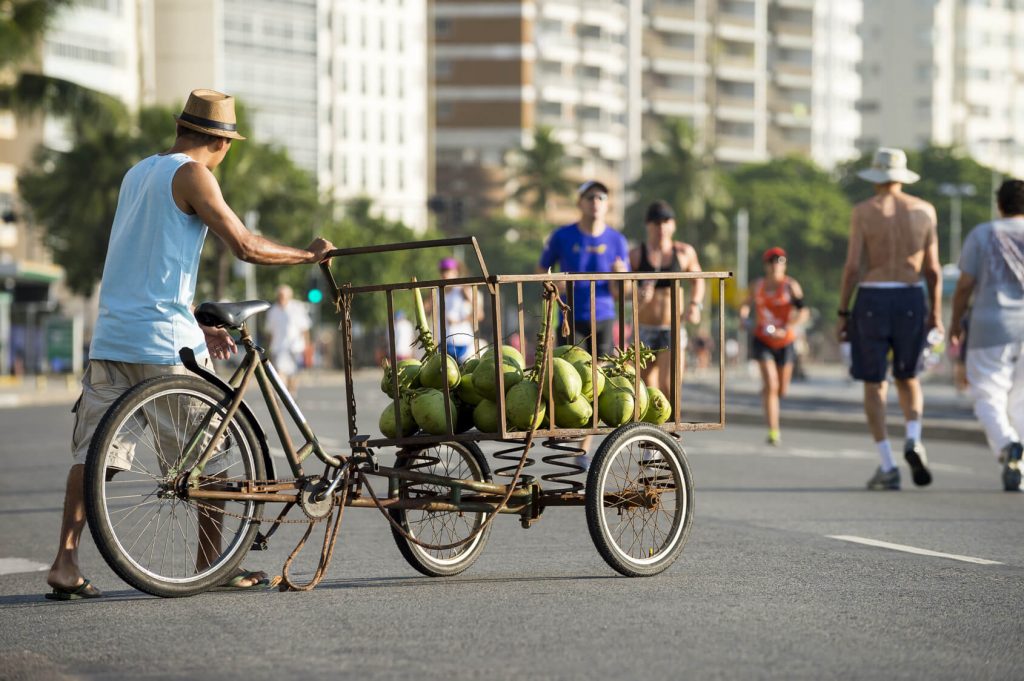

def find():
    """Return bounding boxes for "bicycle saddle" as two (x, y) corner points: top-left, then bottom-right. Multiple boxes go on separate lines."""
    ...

(194, 300), (271, 329)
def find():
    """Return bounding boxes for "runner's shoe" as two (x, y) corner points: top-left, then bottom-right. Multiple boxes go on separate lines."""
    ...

(903, 440), (932, 487)
(1000, 442), (1022, 491)
(866, 466), (900, 490)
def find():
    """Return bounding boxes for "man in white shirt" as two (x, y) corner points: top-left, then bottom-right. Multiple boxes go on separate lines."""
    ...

(265, 284), (312, 394)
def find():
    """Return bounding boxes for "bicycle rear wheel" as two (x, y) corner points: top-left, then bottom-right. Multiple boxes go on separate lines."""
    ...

(84, 374), (266, 597)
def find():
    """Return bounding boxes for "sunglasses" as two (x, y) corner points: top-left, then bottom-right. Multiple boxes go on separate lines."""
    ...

(767, 256), (787, 264)
(582, 192), (608, 202)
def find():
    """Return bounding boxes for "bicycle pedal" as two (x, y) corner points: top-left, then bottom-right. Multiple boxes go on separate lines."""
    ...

(250, 535), (269, 551)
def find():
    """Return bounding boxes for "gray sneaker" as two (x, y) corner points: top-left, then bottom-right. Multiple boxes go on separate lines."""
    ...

(866, 466), (900, 490)
(904, 440), (932, 487)
(1000, 442), (1022, 492)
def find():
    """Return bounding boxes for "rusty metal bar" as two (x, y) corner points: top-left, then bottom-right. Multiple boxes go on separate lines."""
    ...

(631, 280), (641, 420)
(516, 282), (525, 358)
(345, 497), (528, 514)
(437, 282), (455, 438)
(719, 276), (726, 427)
(188, 490), (298, 503)
(323, 236), (480, 260)
(494, 281), (509, 437)
(671, 279), (680, 425)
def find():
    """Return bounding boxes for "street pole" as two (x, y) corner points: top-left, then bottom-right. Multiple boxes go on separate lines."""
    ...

(950, 194), (962, 266)
(736, 208), (749, 363)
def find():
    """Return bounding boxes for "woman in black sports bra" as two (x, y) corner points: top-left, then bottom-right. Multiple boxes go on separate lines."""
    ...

(629, 200), (705, 398)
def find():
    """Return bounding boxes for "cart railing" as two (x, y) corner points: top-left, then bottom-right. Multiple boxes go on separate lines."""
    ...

(320, 237), (732, 448)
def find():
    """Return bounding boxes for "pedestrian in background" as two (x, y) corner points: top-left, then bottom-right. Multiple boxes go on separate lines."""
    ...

(950, 178), (1024, 491)
(838, 148), (942, 491)
(630, 200), (704, 399)
(740, 247), (808, 446)
(437, 257), (481, 363)
(391, 309), (415, 361)
(265, 283), (312, 395)
(538, 180), (630, 358)
(47, 89), (334, 600)
(538, 179), (629, 470)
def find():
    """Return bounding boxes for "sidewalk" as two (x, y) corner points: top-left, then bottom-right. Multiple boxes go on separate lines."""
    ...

(0, 362), (986, 445)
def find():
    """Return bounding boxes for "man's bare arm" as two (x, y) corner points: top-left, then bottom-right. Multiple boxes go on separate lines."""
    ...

(174, 162), (332, 265)
(922, 221), (943, 332)
(838, 210), (862, 313)
(949, 272), (976, 340)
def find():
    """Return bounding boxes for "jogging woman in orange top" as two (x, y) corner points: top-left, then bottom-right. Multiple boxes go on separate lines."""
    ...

(740, 247), (809, 446)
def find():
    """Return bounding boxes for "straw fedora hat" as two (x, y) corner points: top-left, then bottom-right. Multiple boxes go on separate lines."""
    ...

(857, 147), (919, 184)
(173, 89), (246, 140)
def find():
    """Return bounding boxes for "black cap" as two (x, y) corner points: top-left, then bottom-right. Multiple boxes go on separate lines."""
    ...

(577, 180), (609, 197)
(645, 200), (675, 223)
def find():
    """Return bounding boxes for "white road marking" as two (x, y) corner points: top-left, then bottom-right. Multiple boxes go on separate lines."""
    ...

(828, 535), (1003, 565)
(0, 558), (49, 575)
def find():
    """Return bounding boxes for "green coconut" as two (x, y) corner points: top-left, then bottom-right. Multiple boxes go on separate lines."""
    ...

(410, 389), (457, 435)
(473, 399), (500, 433)
(608, 374), (650, 420)
(554, 344), (593, 365)
(480, 344), (525, 370)
(553, 395), (593, 429)
(540, 357), (582, 404)
(462, 357), (480, 374)
(380, 358), (421, 398)
(456, 371), (484, 405)
(379, 398), (416, 438)
(472, 356), (523, 401)
(598, 384), (635, 427)
(572, 360), (606, 401)
(505, 380), (545, 431)
(418, 352), (461, 391)
(643, 386), (672, 425)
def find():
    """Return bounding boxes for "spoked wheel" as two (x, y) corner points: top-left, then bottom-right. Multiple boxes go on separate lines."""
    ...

(389, 441), (493, 577)
(585, 422), (694, 577)
(84, 375), (266, 597)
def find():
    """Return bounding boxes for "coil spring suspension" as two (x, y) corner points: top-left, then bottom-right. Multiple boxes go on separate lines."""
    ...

(638, 434), (679, 489)
(492, 438), (536, 487)
(393, 449), (443, 498)
(540, 437), (587, 494)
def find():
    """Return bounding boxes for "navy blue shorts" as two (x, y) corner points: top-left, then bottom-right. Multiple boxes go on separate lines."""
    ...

(565, 318), (616, 357)
(849, 287), (927, 382)
(750, 337), (796, 367)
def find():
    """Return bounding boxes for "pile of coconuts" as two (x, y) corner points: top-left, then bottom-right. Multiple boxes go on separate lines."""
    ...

(378, 286), (673, 439)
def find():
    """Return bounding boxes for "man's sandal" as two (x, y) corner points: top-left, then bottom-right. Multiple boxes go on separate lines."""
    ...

(45, 578), (103, 601)
(217, 569), (273, 590)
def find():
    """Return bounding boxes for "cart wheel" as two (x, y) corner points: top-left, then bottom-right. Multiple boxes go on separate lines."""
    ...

(585, 422), (693, 577)
(389, 441), (493, 577)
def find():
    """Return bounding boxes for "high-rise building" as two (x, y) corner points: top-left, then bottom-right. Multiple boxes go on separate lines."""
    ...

(433, 0), (639, 226)
(320, 0), (430, 229)
(644, 0), (860, 169)
(858, 0), (1024, 177)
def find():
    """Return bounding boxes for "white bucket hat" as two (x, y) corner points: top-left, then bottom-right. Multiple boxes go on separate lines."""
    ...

(857, 147), (920, 184)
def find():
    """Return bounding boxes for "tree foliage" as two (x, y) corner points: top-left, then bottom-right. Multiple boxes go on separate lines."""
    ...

(626, 118), (732, 263)
(727, 157), (852, 316)
(836, 146), (995, 265)
(513, 126), (575, 217)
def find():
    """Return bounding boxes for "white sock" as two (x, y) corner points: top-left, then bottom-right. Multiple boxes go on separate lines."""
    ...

(876, 440), (897, 471)
(906, 420), (922, 443)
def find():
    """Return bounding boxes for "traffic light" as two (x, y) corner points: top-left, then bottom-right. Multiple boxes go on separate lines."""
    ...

(306, 271), (324, 304)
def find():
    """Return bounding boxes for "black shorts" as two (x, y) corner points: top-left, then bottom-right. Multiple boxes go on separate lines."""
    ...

(849, 286), (926, 382)
(750, 337), (795, 366)
(564, 318), (616, 358)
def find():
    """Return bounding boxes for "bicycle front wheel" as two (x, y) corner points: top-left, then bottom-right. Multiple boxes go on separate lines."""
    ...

(84, 375), (266, 597)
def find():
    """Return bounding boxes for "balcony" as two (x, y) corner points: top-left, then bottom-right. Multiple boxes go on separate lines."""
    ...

(647, 43), (699, 64)
(651, 2), (696, 21)
(775, 0), (814, 9)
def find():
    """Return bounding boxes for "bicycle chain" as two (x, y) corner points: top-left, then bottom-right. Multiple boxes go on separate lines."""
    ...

(187, 477), (332, 525)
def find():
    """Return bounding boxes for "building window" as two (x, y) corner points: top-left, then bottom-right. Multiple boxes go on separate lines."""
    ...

(435, 18), (452, 37)
(436, 60), (453, 79)
(438, 102), (453, 120)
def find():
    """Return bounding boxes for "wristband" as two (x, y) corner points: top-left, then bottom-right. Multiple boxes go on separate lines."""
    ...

(837, 309), (850, 317)
(690, 301), (704, 311)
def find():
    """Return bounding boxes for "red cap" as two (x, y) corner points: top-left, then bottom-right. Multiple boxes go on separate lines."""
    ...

(763, 247), (787, 262)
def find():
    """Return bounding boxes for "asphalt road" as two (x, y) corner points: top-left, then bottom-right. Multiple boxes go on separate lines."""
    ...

(0, 381), (1021, 681)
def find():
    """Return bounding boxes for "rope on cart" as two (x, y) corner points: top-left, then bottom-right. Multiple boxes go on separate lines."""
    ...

(279, 469), (351, 591)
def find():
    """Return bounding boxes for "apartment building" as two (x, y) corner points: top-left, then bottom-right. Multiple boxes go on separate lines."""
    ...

(320, 0), (430, 229)
(644, 0), (860, 168)
(433, 0), (638, 225)
(859, 0), (1024, 178)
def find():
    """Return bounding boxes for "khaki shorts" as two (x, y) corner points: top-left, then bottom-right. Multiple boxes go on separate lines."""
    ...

(71, 358), (210, 465)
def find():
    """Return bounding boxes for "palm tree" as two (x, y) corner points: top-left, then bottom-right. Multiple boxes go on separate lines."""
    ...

(0, 1), (122, 132)
(513, 126), (575, 217)
(626, 118), (732, 262)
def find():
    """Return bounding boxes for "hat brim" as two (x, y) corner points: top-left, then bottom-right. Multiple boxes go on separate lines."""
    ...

(174, 114), (246, 141)
(857, 167), (919, 184)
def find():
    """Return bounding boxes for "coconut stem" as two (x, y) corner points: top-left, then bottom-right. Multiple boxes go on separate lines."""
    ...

(411, 282), (437, 356)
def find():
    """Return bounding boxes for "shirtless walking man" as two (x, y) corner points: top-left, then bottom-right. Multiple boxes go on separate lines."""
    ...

(838, 148), (943, 490)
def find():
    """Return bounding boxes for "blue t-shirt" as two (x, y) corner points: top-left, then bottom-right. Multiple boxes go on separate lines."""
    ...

(959, 217), (1024, 349)
(539, 223), (630, 321)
